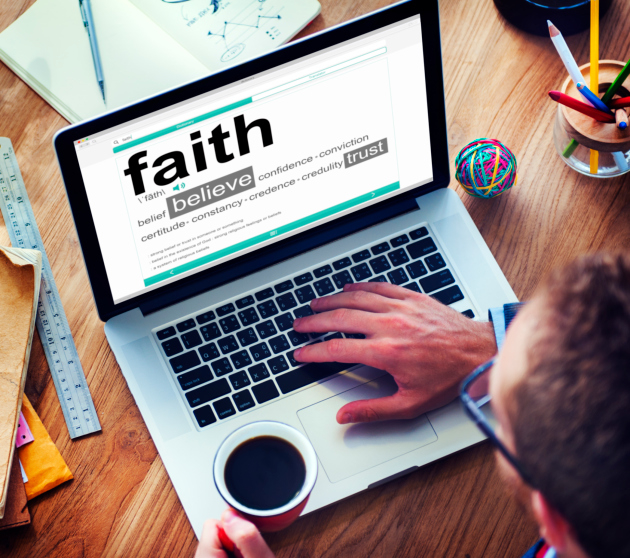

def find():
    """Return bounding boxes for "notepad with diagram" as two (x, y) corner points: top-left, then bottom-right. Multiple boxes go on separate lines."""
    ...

(0, 0), (320, 123)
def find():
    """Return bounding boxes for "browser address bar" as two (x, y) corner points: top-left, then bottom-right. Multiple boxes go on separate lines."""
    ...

(252, 46), (387, 102)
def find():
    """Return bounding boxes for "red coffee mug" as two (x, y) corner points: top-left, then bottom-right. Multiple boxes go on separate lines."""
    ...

(213, 421), (318, 533)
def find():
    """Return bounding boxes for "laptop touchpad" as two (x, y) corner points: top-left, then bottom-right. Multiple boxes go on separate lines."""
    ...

(297, 374), (438, 483)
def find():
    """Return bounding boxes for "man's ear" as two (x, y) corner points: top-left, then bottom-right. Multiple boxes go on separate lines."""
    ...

(530, 490), (570, 552)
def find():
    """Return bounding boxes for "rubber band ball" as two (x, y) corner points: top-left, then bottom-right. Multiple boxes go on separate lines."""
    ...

(455, 138), (518, 199)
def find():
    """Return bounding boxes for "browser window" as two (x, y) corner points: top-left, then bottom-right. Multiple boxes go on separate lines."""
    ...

(75, 16), (432, 304)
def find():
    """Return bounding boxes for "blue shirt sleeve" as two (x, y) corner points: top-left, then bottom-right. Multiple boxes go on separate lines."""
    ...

(488, 302), (525, 350)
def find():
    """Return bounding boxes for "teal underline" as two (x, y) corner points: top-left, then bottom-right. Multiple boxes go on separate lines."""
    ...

(143, 181), (400, 287)
(113, 97), (253, 154)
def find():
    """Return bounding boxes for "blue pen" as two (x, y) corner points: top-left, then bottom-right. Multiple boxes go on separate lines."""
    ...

(577, 82), (612, 115)
(79, 0), (105, 102)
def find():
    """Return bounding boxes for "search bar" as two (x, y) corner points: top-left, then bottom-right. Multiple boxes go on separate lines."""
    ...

(111, 134), (133, 148)
(252, 47), (387, 102)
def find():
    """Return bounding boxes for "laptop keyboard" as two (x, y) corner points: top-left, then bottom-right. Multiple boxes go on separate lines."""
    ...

(153, 223), (475, 430)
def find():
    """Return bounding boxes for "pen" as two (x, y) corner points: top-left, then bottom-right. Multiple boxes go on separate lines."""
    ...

(576, 82), (613, 115)
(548, 91), (615, 123)
(79, 0), (105, 103)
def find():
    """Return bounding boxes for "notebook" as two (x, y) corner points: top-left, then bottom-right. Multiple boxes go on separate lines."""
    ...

(0, 0), (320, 123)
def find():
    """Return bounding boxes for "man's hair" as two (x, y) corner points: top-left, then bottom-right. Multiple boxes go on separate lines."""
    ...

(511, 253), (630, 558)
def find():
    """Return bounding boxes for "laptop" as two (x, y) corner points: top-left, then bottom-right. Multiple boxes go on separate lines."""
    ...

(54, 0), (517, 537)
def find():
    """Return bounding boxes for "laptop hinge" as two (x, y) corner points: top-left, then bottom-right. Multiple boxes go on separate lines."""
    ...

(139, 196), (420, 317)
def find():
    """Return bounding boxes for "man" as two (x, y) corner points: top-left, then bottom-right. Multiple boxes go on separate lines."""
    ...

(196, 253), (630, 558)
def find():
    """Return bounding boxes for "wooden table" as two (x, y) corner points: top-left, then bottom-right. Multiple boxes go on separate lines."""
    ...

(1, 0), (629, 556)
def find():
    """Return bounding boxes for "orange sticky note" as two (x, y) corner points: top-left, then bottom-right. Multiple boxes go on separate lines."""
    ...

(17, 395), (73, 500)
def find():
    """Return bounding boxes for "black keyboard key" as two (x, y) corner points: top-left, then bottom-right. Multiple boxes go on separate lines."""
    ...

(287, 329), (309, 347)
(218, 335), (239, 354)
(369, 256), (391, 274)
(313, 264), (332, 278)
(252, 380), (280, 404)
(407, 237), (437, 259)
(250, 342), (271, 362)
(425, 253), (446, 272)
(228, 370), (251, 390)
(324, 332), (343, 341)
(248, 363), (270, 382)
(186, 378), (231, 407)
(387, 268), (409, 285)
(216, 303), (235, 317)
(255, 287), (274, 301)
(211, 357), (233, 377)
(161, 338), (183, 357)
(420, 270), (455, 294)
(269, 334), (290, 354)
(409, 226), (428, 240)
(286, 350), (300, 367)
(157, 326), (176, 340)
(230, 350), (252, 370)
(462, 309), (475, 319)
(432, 285), (465, 306)
(309, 332), (327, 340)
(199, 342), (220, 362)
(345, 333), (366, 340)
(276, 362), (354, 394)
(294, 272), (313, 286)
(193, 405), (216, 428)
(200, 322), (221, 342)
(350, 263), (372, 281)
(295, 285), (317, 304)
(333, 257), (352, 270)
(237, 327), (258, 347)
(371, 241), (390, 255)
(406, 260), (428, 279)
(388, 248), (410, 267)
(274, 280), (294, 294)
(268, 355), (289, 375)
(219, 315), (240, 334)
(255, 320), (277, 339)
(238, 307), (260, 327)
(233, 390), (256, 412)
(390, 234), (409, 247)
(293, 305), (314, 319)
(276, 292), (298, 311)
(176, 319), (196, 333)
(369, 275), (387, 283)
(257, 300), (279, 319)
(178, 365), (213, 391)
(235, 295), (255, 309)
(196, 311), (216, 325)
(181, 330), (203, 350)
(403, 282), (422, 293)
(170, 351), (201, 374)
(314, 277), (335, 296)
(332, 270), (353, 289)
(213, 397), (236, 419)
(275, 312), (294, 331)
(351, 249), (371, 263)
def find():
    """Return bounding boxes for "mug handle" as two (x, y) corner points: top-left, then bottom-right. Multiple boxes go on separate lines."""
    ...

(218, 526), (243, 558)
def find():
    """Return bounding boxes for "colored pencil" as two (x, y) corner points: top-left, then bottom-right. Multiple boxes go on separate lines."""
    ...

(548, 21), (593, 106)
(589, 0), (599, 174)
(577, 82), (613, 114)
(612, 151), (629, 172)
(609, 96), (630, 109)
(616, 109), (628, 129)
(601, 59), (630, 105)
(549, 91), (615, 123)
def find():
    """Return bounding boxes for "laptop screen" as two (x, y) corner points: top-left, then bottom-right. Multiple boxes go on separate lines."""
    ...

(73, 15), (431, 305)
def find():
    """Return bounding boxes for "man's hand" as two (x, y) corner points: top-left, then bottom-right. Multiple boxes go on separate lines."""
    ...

(293, 282), (496, 424)
(195, 510), (275, 558)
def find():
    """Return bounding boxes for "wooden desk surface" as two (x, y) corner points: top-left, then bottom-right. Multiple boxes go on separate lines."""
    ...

(1, 0), (629, 556)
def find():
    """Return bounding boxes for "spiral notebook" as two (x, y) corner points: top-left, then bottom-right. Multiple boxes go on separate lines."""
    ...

(0, 0), (320, 123)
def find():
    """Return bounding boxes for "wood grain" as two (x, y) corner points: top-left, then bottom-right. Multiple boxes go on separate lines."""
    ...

(1, 0), (629, 556)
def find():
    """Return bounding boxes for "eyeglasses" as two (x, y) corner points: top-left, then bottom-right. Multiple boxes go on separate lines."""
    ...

(459, 356), (535, 487)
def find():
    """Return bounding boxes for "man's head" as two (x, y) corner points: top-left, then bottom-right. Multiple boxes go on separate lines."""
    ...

(490, 253), (630, 558)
